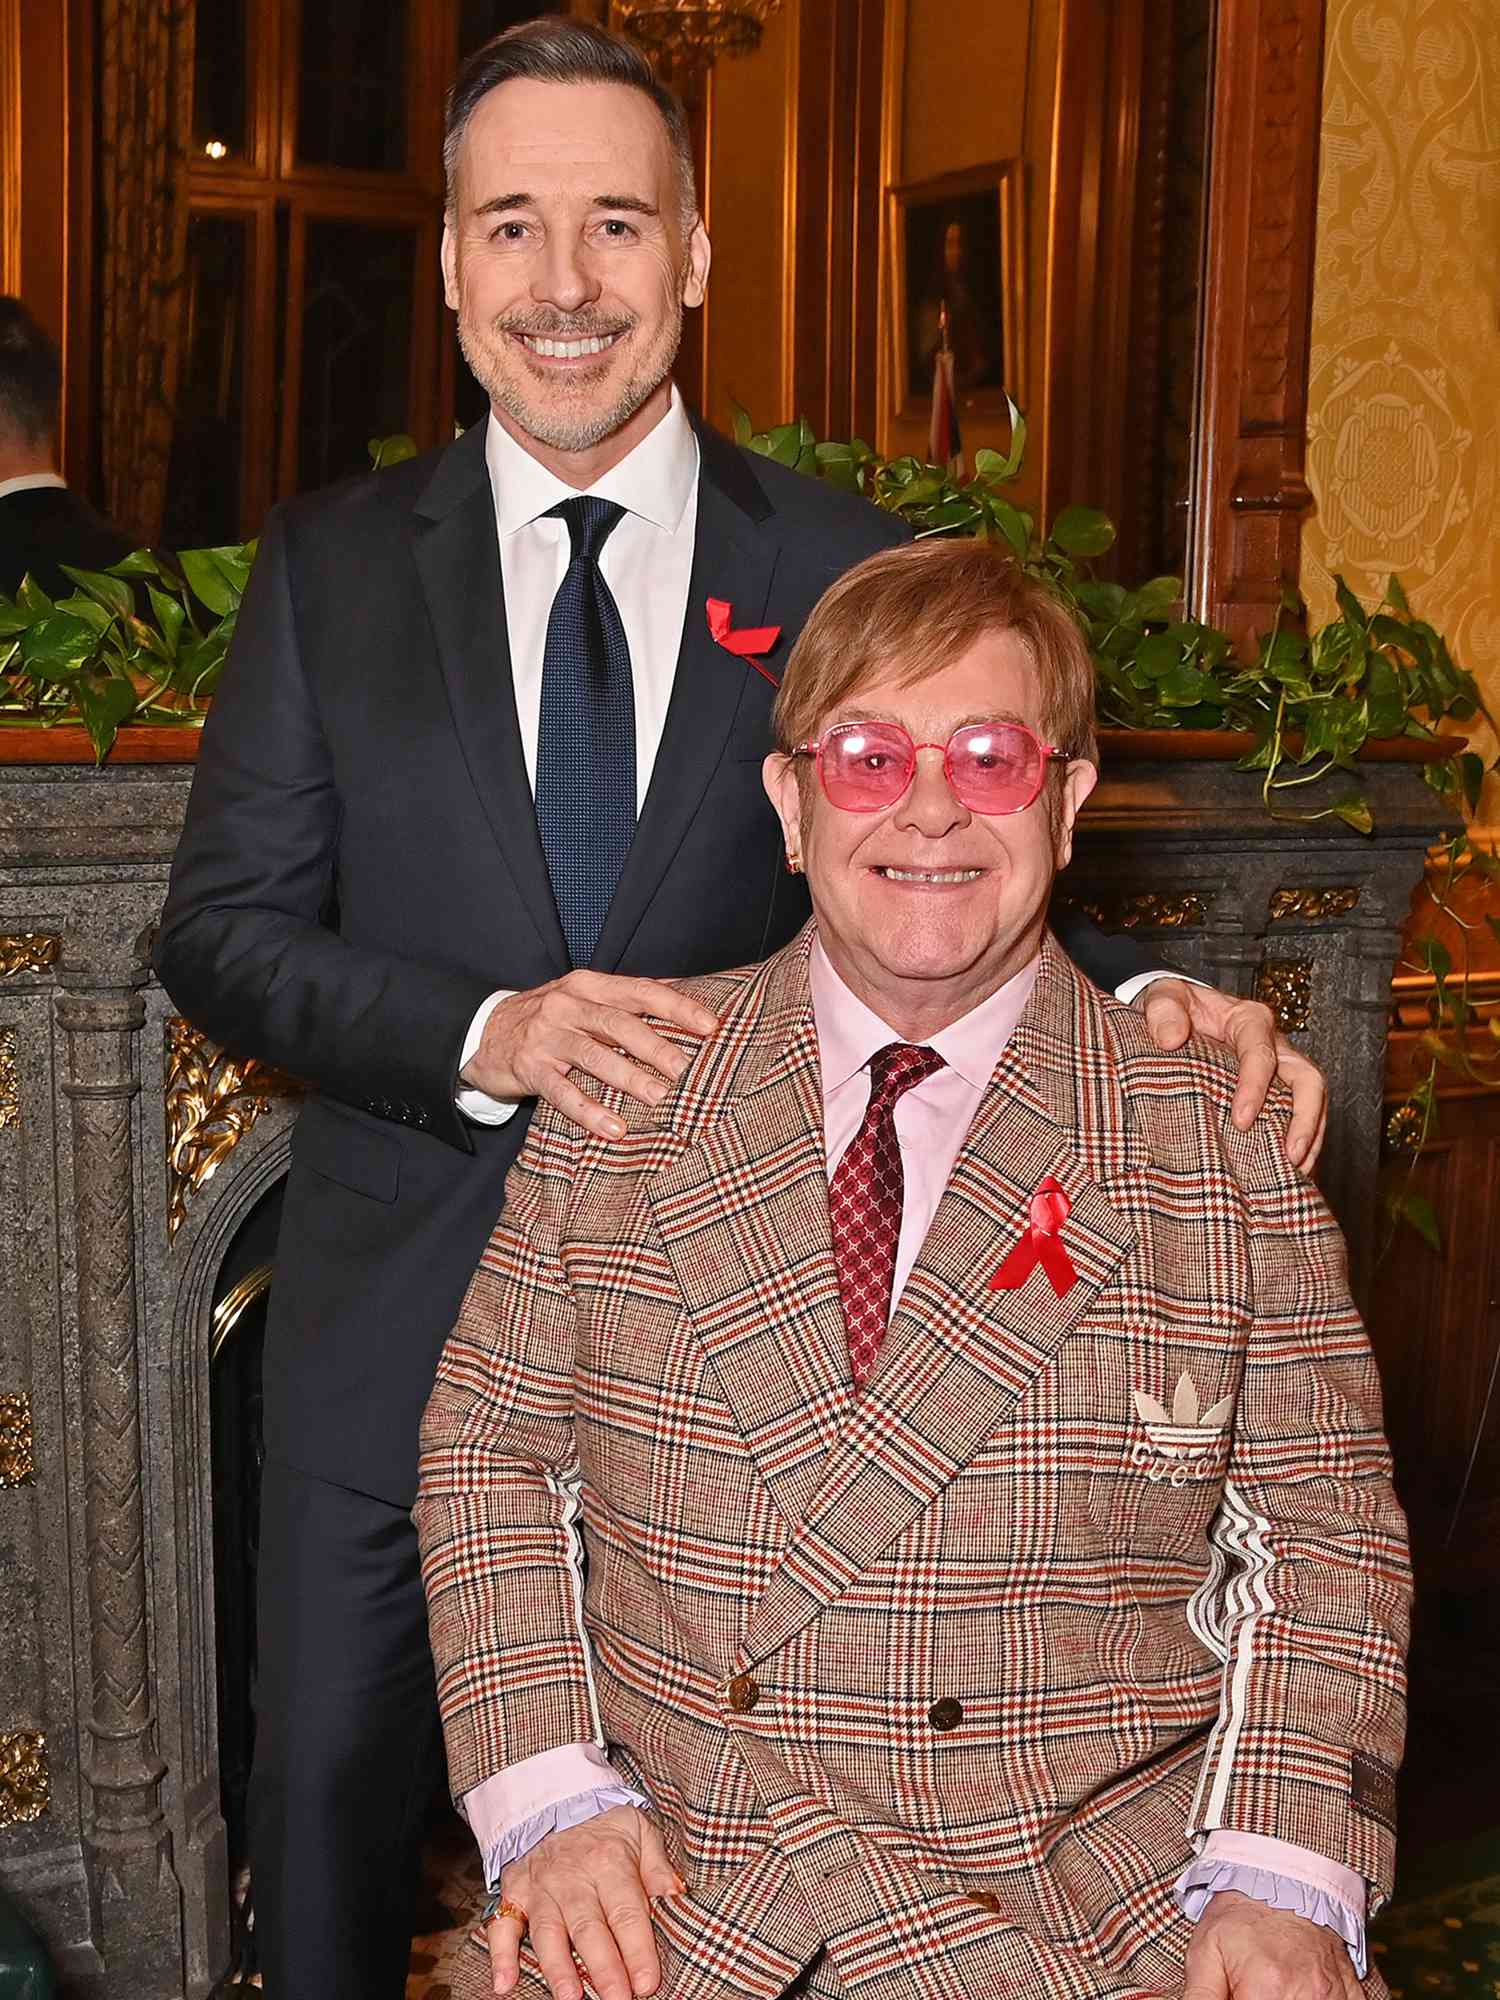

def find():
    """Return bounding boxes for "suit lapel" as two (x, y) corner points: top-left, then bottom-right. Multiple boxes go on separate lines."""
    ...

(592, 421), (780, 970)
(739, 944), (1138, 1667)
(644, 935), (857, 1531)
(410, 424), (569, 971)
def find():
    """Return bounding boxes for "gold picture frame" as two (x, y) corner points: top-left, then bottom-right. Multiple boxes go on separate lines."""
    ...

(889, 162), (1025, 423)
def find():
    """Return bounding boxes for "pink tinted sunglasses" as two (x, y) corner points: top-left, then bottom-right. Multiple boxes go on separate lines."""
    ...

(793, 718), (1065, 816)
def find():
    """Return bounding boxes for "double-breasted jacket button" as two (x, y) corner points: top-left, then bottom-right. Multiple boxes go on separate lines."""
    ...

(967, 1890), (1002, 1915)
(725, 1673), (760, 1714)
(928, 1697), (964, 1732)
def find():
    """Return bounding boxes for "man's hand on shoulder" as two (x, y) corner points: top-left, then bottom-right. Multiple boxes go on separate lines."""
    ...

(1134, 978), (1328, 1174)
(1183, 1891), (1364, 2000)
(485, 1802), (683, 2000)
(463, 972), (719, 1140)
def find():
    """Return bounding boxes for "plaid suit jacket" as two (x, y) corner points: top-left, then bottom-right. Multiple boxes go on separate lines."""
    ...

(416, 928), (1410, 2000)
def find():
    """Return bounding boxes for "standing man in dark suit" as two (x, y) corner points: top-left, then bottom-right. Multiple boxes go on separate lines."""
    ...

(0, 298), (132, 599)
(153, 20), (1323, 1999)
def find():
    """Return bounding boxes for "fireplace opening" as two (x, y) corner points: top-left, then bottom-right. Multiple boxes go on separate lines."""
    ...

(208, 1177), (282, 1975)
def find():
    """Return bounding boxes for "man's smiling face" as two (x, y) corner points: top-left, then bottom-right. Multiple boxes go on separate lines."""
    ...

(764, 632), (1098, 1038)
(442, 77), (710, 466)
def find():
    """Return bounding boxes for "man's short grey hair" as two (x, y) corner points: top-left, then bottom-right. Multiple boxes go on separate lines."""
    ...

(444, 18), (697, 227)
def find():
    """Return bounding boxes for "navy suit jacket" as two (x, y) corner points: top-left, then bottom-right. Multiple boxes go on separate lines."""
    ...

(0, 484), (133, 600)
(155, 415), (1156, 1504)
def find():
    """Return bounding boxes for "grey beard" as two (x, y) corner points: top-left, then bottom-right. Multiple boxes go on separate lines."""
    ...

(456, 306), (683, 454)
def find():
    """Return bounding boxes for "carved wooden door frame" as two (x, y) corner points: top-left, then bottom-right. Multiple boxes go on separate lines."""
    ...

(1190, 0), (1327, 647)
(1045, 0), (1328, 647)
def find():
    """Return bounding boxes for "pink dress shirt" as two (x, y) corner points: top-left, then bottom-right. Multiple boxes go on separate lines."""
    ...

(459, 939), (1367, 1971)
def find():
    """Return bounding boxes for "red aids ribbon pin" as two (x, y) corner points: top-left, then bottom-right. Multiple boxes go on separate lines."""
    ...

(988, 1177), (1078, 1297)
(707, 598), (782, 687)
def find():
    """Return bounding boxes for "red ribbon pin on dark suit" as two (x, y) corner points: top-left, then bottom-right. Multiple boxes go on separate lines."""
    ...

(707, 598), (782, 686)
(989, 1177), (1078, 1297)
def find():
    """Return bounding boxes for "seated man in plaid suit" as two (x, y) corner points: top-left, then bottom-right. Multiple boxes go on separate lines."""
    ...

(416, 539), (1410, 2000)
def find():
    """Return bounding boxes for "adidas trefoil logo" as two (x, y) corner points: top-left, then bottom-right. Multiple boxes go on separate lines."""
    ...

(1130, 1372), (1234, 1485)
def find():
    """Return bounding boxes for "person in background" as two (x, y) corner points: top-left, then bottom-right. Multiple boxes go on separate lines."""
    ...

(154, 20), (1326, 1997)
(418, 539), (1408, 2000)
(0, 297), (132, 599)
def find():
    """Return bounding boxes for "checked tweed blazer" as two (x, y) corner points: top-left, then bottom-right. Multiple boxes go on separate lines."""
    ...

(416, 929), (1411, 2000)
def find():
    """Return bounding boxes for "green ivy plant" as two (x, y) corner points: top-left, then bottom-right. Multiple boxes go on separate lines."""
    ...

(2, 412), (1490, 1251)
(733, 400), (1491, 838)
(0, 545), (253, 759)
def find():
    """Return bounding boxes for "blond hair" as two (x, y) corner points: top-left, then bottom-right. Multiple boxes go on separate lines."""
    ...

(773, 538), (1098, 765)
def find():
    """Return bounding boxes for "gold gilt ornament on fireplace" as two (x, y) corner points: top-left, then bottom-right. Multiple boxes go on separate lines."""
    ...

(165, 1017), (304, 1239)
(611, 0), (782, 66)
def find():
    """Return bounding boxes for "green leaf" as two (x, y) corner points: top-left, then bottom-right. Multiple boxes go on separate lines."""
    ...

(1411, 934), (1453, 982)
(106, 548), (162, 578)
(178, 625), (231, 697)
(1133, 631), (1187, 681)
(1075, 581), (1127, 621)
(1364, 653), (1407, 738)
(1328, 793), (1374, 835)
(816, 452), (861, 495)
(1263, 627), (1310, 679)
(1384, 1189), (1442, 1254)
(1158, 664), (1216, 706)
(1423, 758), (1458, 797)
(1458, 751), (1486, 815)
(987, 499), (1031, 557)
(73, 676), (139, 763)
(1120, 575), (1182, 623)
(368, 433), (418, 469)
(918, 500), (984, 535)
(147, 586), (186, 660)
(17, 576), (55, 615)
(1334, 576), (1369, 628)
(757, 422), (803, 469)
(0, 596), (30, 637)
(1049, 505), (1116, 558)
(204, 544), (253, 594)
(730, 400), (753, 446)
(1387, 573), (1411, 614)
(51, 592), (115, 635)
(178, 548), (238, 617)
(59, 564), (134, 621)
(20, 611), (98, 675)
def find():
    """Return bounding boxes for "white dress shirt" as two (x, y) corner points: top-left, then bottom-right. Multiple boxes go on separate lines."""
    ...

(455, 388), (700, 1124)
(0, 472), (67, 501)
(451, 393), (1193, 1122)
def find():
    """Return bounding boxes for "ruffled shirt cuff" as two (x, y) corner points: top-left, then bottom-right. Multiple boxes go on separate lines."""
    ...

(1174, 1829), (1368, 1979)
(461, 1743), (649, 1889)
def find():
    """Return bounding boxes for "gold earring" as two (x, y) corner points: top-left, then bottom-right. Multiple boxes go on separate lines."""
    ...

(785, 852), (804, 876)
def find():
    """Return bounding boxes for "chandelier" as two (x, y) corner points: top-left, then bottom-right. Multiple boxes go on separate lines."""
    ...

(611, 1), (784, 69)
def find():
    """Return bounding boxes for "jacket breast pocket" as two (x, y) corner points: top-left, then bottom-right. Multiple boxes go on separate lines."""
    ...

(291, 1100), (402, 1203)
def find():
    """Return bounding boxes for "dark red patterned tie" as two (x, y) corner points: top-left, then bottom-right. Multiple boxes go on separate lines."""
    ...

(828, 1042), (947, 1387)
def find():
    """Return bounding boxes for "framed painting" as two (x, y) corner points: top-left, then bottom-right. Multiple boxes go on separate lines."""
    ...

(889, 161), (1025, 421)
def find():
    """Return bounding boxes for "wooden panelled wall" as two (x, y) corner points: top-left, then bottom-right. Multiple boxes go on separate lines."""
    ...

(0, 0), (96, 493)
(701, 0), (1328, 645)
(7, 0), (1328, 644)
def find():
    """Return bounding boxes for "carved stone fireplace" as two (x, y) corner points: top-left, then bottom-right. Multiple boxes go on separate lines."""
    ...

(0, 744), (302, 1998)
(0, 733), (1453, 1998)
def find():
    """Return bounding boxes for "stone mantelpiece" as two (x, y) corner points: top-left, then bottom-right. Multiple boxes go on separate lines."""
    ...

(0, 737), (1455, 1997)
(1067, 743), (1457, 1302)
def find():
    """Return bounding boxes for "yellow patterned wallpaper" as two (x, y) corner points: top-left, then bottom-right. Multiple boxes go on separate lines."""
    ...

(1303, 0), (1500, 804)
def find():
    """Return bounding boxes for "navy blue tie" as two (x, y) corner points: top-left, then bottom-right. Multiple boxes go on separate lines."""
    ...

(534, 496), (636, 968)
